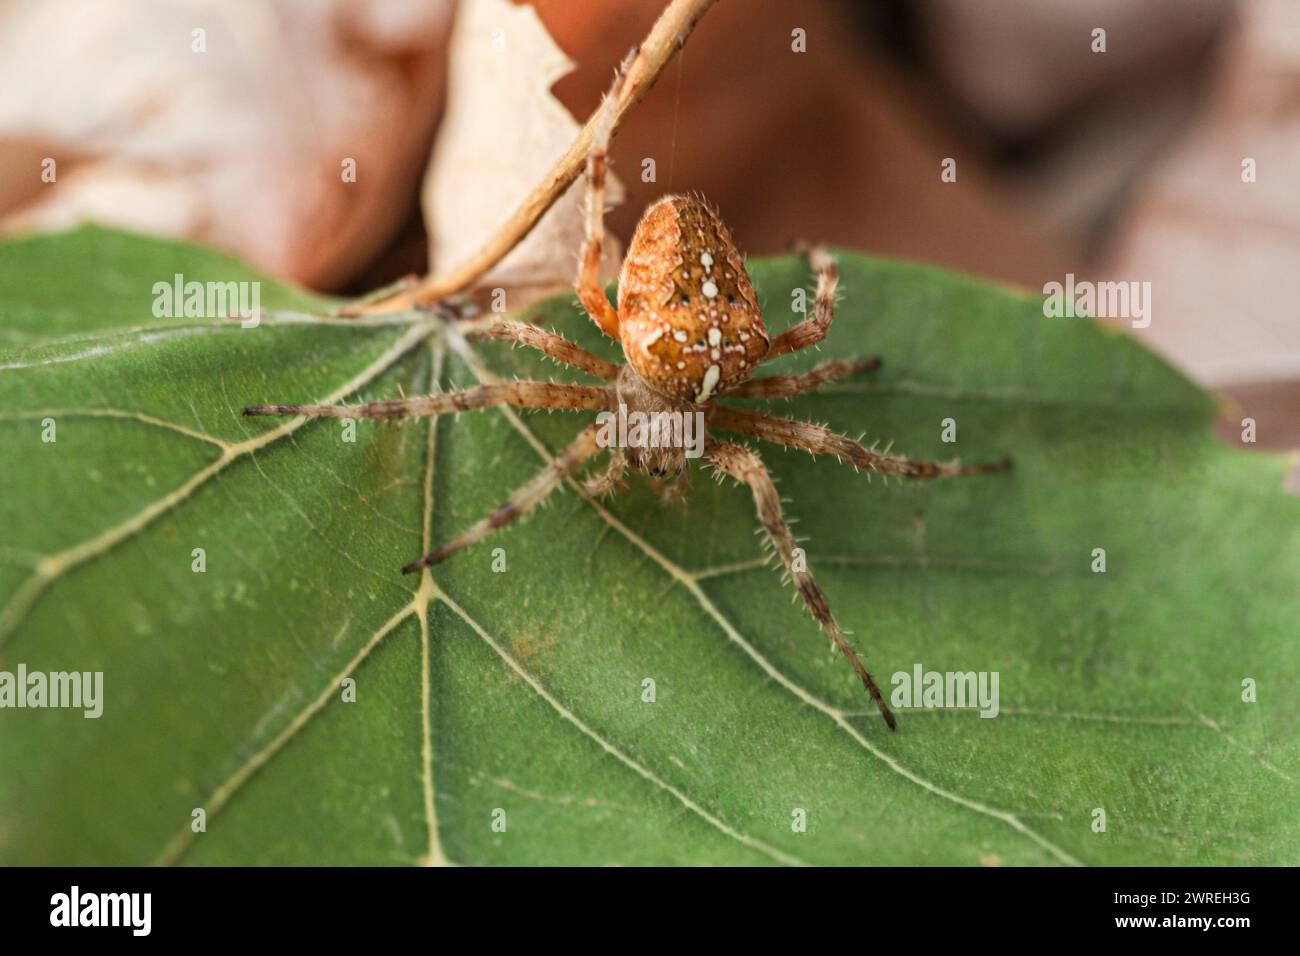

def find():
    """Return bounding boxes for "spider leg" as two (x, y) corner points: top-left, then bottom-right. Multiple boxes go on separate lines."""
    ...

(584, 446), (627, 497)
(469, 320), (621, 381)
(711, 406), (1010, 479)
(576, 55), (631, 340)
(244, 382), (614, 420)
(726, 357), (880, 398)
(706, 440), (896, 729)
(403, 423), (605, 573)
(764, 246), (839, 361)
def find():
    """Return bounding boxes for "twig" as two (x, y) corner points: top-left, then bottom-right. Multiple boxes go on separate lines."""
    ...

(340, 0), (719, 317)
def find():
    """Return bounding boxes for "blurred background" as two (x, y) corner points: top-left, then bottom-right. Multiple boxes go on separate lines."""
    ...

(0, 0), (1295, 462)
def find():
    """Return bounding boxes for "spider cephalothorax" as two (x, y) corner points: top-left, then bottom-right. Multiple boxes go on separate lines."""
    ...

(245, 66), (1009, 729)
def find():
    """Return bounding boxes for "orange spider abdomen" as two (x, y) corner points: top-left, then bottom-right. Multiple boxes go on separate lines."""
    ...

(616, 195), (769, 404)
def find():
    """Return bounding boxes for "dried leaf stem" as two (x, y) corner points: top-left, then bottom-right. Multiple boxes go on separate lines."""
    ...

(341, 0), (718, 316)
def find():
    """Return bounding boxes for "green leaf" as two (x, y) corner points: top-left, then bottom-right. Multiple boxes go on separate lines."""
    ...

(1, 225), (1295, 866)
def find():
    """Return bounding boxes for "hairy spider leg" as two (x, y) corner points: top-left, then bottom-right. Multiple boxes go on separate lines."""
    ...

(244, 382), (614, 421)
(403, 423), (607, 573)
(710, 406), (1011, 480)
(727, 357), (880, 398)
(576, 55), (631, 340)
(706, 440), (897, 729)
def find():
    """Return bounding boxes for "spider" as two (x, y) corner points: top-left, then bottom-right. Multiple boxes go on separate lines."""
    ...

(245, 67), (1009, 730)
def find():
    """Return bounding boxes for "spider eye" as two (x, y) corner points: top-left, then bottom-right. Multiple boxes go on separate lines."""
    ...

(727, 295), (737, 305)
(680, 294), (690, 304)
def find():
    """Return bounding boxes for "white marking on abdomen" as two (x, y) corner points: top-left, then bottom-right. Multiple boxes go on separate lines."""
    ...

(696, 363), (721, 403)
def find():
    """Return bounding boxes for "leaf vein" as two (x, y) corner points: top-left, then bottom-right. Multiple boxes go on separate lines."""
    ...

(0, 320), (436, 646)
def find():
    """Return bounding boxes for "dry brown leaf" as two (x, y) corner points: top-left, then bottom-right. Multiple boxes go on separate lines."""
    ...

(422, 0), (623, 303)
(0, 0), (451, 290)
